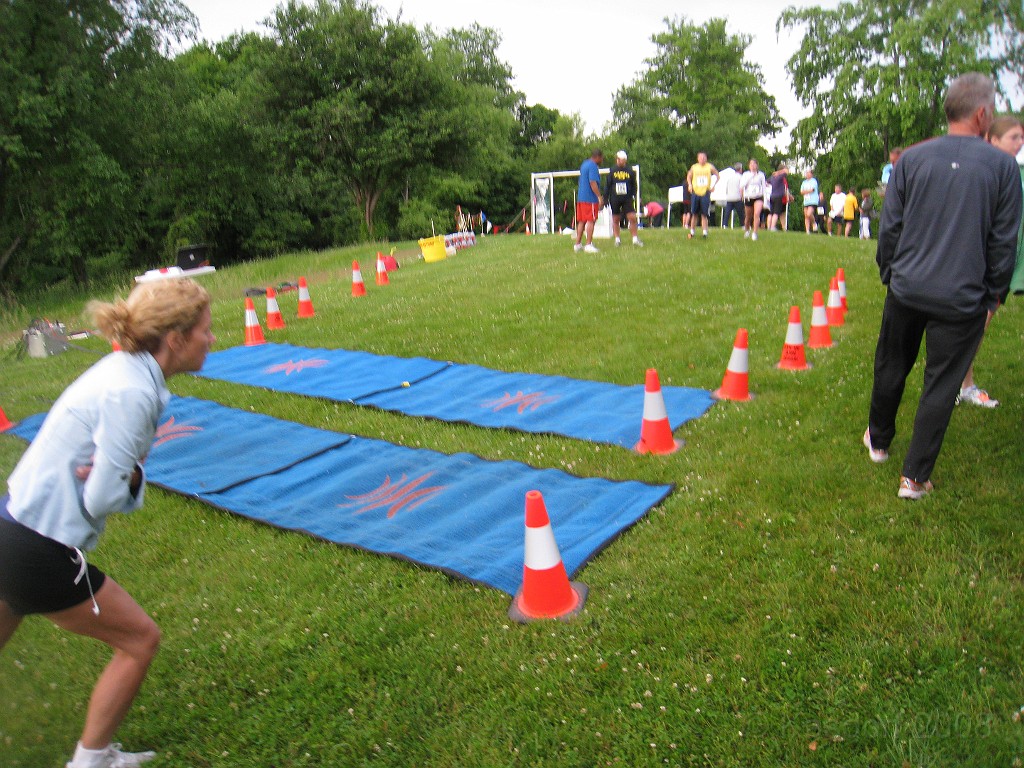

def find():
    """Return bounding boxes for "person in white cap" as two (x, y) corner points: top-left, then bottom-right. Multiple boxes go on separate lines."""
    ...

(604, 150), (643, 247)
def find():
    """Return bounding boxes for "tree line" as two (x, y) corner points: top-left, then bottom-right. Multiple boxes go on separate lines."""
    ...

(2, 0), (1022, 292)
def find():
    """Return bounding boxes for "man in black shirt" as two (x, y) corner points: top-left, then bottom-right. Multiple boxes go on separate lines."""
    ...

(604, 151), (643, 247)
(864, 72), (1022, 499)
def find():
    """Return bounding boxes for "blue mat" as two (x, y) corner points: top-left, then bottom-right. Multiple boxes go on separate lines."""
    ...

(195, 343), (715, 448)
(6, 397), (672, 595)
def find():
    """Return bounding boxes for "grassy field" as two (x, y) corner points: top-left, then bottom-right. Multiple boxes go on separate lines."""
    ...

(1, 227), (1022, 767)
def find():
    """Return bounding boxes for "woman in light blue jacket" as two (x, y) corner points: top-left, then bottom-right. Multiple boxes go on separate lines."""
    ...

(1, 278), (214, 768)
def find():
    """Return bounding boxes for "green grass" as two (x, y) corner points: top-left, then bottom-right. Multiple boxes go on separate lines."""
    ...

(2, 228), (1023, 767)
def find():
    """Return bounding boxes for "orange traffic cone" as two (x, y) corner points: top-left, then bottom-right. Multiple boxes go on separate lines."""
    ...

(351, 261), (367, 297)
(297, 277), (315, 318)
(836, 268), (848, 312)
(634, 368), (682, 454)
(265, 286), (286, 330)
(713, 328), (752, 401)
(243, 297), (266, 346)
(375, 252), (390, 286)
(826, 277), (845, 327)
(525, 223), (531, 235)
(777, 305), (810, 370)
(807, 290), (834, 348)
(508, 490), (588, 623)
(0, 406), (12, 432)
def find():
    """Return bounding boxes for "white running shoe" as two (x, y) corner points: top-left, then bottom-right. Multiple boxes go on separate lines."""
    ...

(67, 743), (157, 768)
(573, 243), (583, 253)
(743, 230), (751, 238)
(898, 476), (934, 500)
(862, 428), (888, 463)
(583, 243), (599, 253)
(751, 233), (758, 241)
(956, 385), (998, 408)
(633, 237), (644, 247)
(614, 237), (621, 246)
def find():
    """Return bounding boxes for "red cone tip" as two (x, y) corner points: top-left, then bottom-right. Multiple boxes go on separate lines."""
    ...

(644, 368), (662, 392)
(352, 260), (360, 270)
(788, 305), (801, 323)
(829, 276), (839, 289)
(836, 267), (846, 279)
(299, 276), (308, 286)
(267, 286), (277, 298)
(734, 328), (748, 348)
(813, 290), (824, 306)
(524, 490), (550, 528)
(245, 296), (255, 310)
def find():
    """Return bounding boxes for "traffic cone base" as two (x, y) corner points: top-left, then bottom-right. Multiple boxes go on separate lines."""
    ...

(713, 328), (753, 401)
(509, 490), (588, 623)
(635, 368), (682, 454)
(0, 406), (12, 432)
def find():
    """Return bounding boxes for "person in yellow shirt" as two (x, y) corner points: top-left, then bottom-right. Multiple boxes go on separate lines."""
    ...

(686, 152), (719, 239)
(843, 186), (859, 237)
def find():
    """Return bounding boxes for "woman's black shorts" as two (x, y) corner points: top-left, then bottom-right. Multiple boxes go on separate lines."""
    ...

(0, 497), (106, 616)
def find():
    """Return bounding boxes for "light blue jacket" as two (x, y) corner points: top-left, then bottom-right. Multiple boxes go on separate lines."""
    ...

(7, 352), (169, 550)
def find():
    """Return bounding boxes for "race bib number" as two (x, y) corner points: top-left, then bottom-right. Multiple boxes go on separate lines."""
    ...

(615, 182), (628, 196)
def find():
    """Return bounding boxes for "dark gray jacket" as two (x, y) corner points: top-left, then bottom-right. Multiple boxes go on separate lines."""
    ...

(877, 134), (1022, 317)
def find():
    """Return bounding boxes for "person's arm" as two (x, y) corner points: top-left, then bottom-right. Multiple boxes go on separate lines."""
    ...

(686, 166), (693, 191)
(876, 168), (905, 285)
(986, 158), (1024, 307)
(82, 388), (155, 519)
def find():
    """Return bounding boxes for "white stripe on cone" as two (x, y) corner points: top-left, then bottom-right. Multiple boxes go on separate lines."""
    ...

(810, 302), (828, 326)
(642, 389), (670, 421)
(524, 524), (563, 570)
(784, 320), (804, 345)
(726, 345), (748, 373)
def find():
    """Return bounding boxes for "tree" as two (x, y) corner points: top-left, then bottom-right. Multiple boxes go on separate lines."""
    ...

(611, 16), (783, 197)
(0, 0), (195, 290)
(778, 0), (1024, 186)
(261, 0), (470, 239)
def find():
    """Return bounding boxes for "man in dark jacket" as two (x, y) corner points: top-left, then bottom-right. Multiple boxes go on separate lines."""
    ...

(864, 72), (1022, 499)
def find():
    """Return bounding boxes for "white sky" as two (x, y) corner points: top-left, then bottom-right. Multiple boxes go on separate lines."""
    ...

(182, 0), (838, 151)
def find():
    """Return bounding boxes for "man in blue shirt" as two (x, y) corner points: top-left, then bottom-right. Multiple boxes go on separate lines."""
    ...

(574, 149), (604, 253)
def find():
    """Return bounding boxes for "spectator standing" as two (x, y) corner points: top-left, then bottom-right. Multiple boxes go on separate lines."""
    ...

(957, 114), (1024, 407)
(864, 73), (1021, 499)
(604, 150), (643, 247)
(686, 151), (719, 239)
(800, 169), (821, 234)
(766, 164), (789, 231)
(740, 158), (766, 241)
(574, 149), (604, 253)
(859, 189), (874, 239)
(827, 184), (846, 236)
(880, 146), (903, 191)
(717, 163), (744, 229)
(843, 187), (859, 236)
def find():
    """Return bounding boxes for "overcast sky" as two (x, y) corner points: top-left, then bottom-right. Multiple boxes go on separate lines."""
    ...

(182, 0), (838, 152)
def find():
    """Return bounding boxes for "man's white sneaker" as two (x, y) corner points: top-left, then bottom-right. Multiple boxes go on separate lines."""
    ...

(573, 243), (583, 253)
(862, 428), (888, 463)
(67, 743), (157, 768)
(751, 232), (758, 241)
(743, 230), (751, 238)
(583, 243), (599, 253)
(633, 237), (644, 247)
(956, 385), (998, 408)
(898, 476), (934, 500)
(614, 237), (621, 246)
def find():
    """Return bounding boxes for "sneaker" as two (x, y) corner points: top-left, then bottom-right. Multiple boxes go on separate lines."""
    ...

(702, 230), (708, 238)
(614, 237), (621, 246)
(67, 744), (157, 768)
(862, 428), (888, 463)
(583, 243), (599, 254)
(898, 476), (934, 500)
(743, 230), (751, 239)
(573, 243), (583, 253)
(751, 232), (758, 241)
(633, 237), (644, 247)
(956, 385), (998, 408)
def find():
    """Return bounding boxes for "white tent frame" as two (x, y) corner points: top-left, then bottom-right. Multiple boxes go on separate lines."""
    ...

(530, 166), (641, 237)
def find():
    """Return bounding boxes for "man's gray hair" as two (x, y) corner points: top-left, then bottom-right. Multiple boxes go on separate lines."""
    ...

(944, 73), (995, 123)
